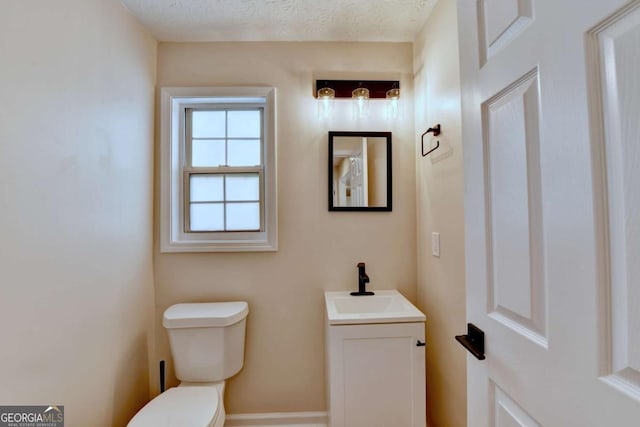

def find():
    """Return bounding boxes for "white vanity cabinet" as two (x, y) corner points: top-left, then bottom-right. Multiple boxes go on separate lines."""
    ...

(324, 291), (426, 427)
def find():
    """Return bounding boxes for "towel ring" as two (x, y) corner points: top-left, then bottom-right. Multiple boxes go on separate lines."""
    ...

(421, 124), (441, 157)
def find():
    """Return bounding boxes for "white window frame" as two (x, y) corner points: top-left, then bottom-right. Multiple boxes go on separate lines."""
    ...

(160, 87), (277, 252)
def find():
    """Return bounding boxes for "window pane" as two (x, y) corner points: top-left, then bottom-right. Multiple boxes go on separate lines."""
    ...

(228, 110), (261, 138)
(190, 203), (224, 231)
(190, 175), (224, 202)
(227, 139), (261, 166)
(192, 139), (225, 167)
(226, 203), (260, 231)
(192, 111), (225, 138)
(226, 174), (260, 201)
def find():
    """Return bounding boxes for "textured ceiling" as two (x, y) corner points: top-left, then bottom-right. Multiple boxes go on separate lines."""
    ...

(120, 0), (437, 42)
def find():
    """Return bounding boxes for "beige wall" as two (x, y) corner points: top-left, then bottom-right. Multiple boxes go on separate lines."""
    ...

(413, 1), (467, 426)
(155, 42), (417, 414)
(0, 1), (157, 426)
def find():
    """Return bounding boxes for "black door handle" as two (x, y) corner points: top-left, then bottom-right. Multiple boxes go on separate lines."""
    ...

(416, 340), (426, 347)
(455, 323), (485, 360)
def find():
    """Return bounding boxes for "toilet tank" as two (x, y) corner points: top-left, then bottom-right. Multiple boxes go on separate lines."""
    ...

(163, 302), (249, 383)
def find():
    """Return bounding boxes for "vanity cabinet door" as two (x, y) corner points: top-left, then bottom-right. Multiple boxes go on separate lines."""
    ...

(326, 322), (426, 427)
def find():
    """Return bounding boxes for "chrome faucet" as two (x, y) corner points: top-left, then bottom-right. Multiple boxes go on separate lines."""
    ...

(351, 262), (374, 296)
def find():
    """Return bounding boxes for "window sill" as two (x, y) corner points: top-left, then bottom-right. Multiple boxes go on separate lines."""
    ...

(160, 239), (278, 253)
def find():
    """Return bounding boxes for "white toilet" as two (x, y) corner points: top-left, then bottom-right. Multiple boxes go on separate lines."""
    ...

(128, 301), (249, 427)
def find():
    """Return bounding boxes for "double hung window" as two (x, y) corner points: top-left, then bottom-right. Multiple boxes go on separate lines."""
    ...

(160, 87), (277, 252)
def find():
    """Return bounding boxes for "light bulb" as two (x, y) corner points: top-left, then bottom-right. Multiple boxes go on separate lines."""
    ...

(386, 87), (400, 119)
(352, 87), (370, 119)
(317, 86), (335, 119)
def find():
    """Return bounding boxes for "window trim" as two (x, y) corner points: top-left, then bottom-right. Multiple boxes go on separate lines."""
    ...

(160, 86), (277, 252)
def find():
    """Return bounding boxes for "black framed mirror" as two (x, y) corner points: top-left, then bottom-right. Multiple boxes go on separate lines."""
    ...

(328, 131), (392, 211)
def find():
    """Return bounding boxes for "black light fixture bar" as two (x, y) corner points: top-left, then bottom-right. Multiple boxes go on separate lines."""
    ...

(315, 80), (399, 99)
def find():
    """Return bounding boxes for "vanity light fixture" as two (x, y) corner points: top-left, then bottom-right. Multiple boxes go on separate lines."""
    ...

(314, 80), (400, 120)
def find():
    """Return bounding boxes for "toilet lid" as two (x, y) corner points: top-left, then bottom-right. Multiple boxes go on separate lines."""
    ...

(128, 386), (220, 427)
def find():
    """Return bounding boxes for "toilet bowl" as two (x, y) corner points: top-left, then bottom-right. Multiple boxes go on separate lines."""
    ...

(127, 384), (223, 427)
(128, 302), (249, 427)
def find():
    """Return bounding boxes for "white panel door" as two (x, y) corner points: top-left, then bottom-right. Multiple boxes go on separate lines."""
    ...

(458, 0), (640, 425)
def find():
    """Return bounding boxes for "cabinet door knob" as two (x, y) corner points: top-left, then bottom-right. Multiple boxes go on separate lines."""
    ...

(416, 340), (426, 347)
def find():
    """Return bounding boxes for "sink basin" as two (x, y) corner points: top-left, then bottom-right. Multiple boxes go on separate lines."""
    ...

(325, 290), (426, 325)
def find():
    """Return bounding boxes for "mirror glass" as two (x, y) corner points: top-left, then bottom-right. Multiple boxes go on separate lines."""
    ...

(328, 131), (392, 211)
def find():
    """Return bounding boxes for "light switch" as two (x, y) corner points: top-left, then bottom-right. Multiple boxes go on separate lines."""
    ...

(432, 232), (440, 257)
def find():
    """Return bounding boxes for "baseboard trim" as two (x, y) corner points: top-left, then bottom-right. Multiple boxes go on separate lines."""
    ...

(225, 411), (328, 427)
